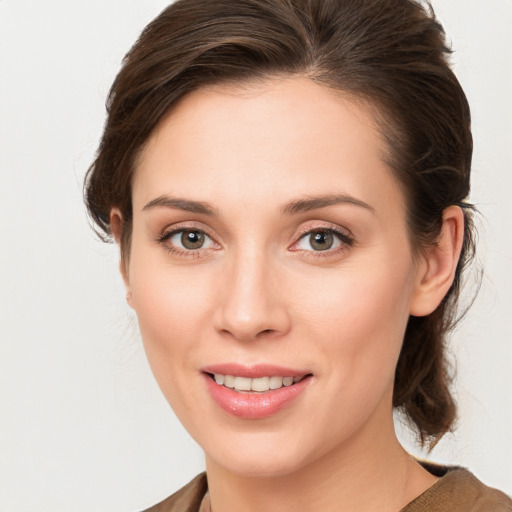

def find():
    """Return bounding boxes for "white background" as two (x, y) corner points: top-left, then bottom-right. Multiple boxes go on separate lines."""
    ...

(0, 1), (511, 511)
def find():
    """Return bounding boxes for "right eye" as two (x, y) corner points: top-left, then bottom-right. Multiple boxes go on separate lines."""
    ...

(160, 228), (218, 255)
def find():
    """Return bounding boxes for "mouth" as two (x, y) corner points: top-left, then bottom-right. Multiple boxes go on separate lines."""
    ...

(201, 365), (313, 419)
(207, 373), (309, 393)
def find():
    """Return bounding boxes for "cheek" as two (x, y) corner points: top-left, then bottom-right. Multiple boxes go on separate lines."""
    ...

(298, 259), (413, 338)
(127, 244), (215, 381)
(297, 261), (414, 386)
(286, 267), (414, 449)
(128, 268), (218, 433)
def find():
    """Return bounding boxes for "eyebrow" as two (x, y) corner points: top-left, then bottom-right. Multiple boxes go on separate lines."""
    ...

(142, 196), (217, 216)
(281, 194), (376, 215)
(142, 193), (375, 217)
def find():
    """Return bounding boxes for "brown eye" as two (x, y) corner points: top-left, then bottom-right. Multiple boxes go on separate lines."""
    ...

(180, 230), (205, 249)
(160, 227), (218, 256)
(293, 227), (353, 254)
(309, 230), (334, 251)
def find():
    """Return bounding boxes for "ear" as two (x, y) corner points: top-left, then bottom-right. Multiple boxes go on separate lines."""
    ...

(409, 205), (465, 317)
(110, 208), (133, 308)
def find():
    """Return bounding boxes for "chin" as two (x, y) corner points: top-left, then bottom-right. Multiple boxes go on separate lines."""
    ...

(211, 452), (308, 479)
(203, 429), (325, 479)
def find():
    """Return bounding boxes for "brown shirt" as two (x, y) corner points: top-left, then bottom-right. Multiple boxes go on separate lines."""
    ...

(142, 467), (512, 512)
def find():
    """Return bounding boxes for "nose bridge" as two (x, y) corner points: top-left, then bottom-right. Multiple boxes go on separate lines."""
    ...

(215, 242), (290, 340)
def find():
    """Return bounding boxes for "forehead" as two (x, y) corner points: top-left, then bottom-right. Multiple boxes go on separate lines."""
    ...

(132, 76), (403, 217)
(144, 77), (383, 156)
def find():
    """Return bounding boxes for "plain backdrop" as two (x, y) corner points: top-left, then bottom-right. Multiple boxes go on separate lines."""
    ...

(0, 1), (511, 511)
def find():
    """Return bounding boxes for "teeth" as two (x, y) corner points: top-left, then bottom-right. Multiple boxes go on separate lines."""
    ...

(269, 376), (283, 389)
(234, 376), (252, 391)
(283, 376), (294, 386)
(251, 377), (270, 392)
(213, 374), (305, 393)
(223, 375), (235, 389)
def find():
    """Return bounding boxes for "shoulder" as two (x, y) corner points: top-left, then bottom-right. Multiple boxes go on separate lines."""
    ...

(402, 464), (512, 512)
(141, 473), (208, 512)
(138, 467), (512, 512)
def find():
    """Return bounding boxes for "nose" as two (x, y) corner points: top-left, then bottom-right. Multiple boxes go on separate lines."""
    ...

(213, 249), (291, 342)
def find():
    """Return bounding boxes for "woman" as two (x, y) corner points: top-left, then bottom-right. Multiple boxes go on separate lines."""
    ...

(85, 0), (512, 510)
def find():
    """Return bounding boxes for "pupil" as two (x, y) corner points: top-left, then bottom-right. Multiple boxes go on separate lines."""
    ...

(311, 231), (333, 251)
(181, 230), (204, 249)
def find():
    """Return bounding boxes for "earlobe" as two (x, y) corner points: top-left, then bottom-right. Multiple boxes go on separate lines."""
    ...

(409, 206), (465, 317)
(110, 208), (133, 308)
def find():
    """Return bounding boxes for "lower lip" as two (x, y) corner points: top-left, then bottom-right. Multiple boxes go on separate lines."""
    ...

(203, 374), (312, 419)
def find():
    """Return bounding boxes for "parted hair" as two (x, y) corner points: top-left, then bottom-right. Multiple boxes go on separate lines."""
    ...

(85, 0), (475, 446)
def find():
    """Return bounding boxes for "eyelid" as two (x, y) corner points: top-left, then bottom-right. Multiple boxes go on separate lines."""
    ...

(159, 221), (218, 240)
(293, 222), (353, 240)
(155, 220), (353, 258)
(156, 221), (221, 256)
(289, 222), (355, 255)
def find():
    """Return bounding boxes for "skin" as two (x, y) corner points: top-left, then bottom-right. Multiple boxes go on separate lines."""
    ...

(111, 77), (464, 512)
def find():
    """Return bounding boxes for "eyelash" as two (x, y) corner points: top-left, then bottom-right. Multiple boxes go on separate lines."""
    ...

(157, 224), (218, 258)
(156, 224), (354, 259)
(291, 225), (354, 258)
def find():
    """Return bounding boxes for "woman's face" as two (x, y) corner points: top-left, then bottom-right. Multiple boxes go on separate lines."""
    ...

(124, 77), (425, 477)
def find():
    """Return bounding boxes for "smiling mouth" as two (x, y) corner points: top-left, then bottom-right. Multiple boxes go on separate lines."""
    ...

(208, 373), (310, 393)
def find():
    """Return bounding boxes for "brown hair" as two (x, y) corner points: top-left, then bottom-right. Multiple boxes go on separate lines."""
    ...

(85, 0), (475, 446)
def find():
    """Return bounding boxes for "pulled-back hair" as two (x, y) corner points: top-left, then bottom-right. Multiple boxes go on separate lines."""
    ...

(85, 0), (475, 446)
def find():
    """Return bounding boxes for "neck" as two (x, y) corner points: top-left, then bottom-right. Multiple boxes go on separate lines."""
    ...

(205, 411), (437, 512)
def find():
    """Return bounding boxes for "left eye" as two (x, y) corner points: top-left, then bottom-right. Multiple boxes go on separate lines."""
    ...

(168, 229), (215, 250)
(295, 229), (345, 252)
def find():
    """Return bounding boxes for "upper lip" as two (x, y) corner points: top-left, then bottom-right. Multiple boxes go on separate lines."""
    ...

(201, 363), (311, 378)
